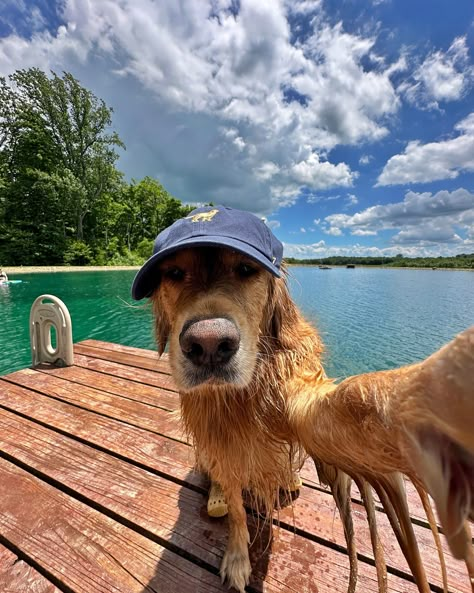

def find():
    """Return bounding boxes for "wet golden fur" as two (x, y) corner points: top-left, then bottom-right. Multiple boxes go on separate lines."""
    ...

(151, 246), (474, 593)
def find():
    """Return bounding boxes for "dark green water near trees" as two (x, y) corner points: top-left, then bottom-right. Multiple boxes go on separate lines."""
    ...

(1, 267), (473, 378)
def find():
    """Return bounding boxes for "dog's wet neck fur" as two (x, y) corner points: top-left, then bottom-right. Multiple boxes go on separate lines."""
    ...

(177, 275), (330, 503)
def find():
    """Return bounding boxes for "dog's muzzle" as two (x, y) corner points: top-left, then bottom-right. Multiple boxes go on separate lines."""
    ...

(179, 317), (240, 368)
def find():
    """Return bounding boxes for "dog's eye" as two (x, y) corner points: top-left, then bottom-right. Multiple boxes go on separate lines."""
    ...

(236, 262), (257, 278)
(164, 267), (185, 281)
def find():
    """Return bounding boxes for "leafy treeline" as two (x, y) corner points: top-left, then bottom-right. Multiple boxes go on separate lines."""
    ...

(0, 68), (193, 266)
(2, 70), (472, 271)
(285, 254), (474, 269)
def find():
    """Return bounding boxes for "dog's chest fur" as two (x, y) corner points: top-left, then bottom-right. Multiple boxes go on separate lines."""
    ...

(180, 383), (301, 503)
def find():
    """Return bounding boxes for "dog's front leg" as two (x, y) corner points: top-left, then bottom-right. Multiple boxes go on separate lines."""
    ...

(219, 483), (251, 593)
(290, 326), (474, 562)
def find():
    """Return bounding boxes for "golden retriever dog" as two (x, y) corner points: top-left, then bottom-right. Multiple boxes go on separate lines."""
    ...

(132, 205), (474, 593)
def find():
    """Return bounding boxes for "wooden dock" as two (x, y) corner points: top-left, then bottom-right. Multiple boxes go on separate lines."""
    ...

(0, 340), (471, 593)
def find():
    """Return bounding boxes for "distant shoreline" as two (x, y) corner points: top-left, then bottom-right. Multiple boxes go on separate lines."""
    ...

(4, 266), (140, 274)
(3, 264), (473, 274)
(286, 264), (474, 271)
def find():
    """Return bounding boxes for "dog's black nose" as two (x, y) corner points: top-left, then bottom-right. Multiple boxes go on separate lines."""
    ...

(179, 318), (240, 366)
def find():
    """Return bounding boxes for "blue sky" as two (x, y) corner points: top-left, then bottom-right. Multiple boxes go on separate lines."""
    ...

(1, 0), (473, 258)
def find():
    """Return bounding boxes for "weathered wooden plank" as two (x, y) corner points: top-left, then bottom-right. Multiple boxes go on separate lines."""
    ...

(2, 337), (467, 591)
(0, 543), (61, 593)
(2, 367), (469, 581)
(0, 379), (447, 564)
(79, 339), (165, 360)
(0, 422), (421, 593)
(0, 370), (386, 531)
(0, 380), (200, 487)
(279, 482), (470, 591)
(0, 458), (227, 593)
(72, 352), (177, 391)
(298, 457), (461, 536)
(0, 401), (466, 591)
(0, 408), (223, 567)
(74, 343), (168, 373)
(3, 369), (184, 440)
(0, 363), (458, 540)
(37, 363), (179, 411)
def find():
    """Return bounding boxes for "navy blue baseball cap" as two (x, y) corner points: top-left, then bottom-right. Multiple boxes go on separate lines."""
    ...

(132, 205), (283, 300)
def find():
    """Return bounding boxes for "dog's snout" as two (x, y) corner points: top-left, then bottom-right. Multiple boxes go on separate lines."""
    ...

(180, 318), (240, 366)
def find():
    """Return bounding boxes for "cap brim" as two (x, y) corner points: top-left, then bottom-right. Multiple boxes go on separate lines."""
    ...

(131, 235), (281, 300)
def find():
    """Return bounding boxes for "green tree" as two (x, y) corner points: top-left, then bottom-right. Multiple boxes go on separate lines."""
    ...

(0, 68), (192, 266)
(13, 69), (124, 239)
(0, 86), (70, 263)
(115, 177), (193, 253)
(0, 69), (124, 261)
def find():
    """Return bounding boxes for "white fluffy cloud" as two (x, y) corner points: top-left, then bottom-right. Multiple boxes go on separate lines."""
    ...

(346, 194), (358, 207)
(323, 188), (474, 247)
(0, 0), (404, 213)
(392, 225), (462, 245)
(2, 0), (473, 242)
(266, 219), (281, 230)
(290, 153), (355, 189)
(351, 229), (377, 236)
(377, 113), (474, 185)
(286, 0), (322, 14)
(282, 239), (471, 258)
(400, 37), (474, 109)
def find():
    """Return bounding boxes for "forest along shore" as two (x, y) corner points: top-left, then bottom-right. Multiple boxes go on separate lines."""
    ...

(4, 266), (140, 274)
(285, 264), (474, 271)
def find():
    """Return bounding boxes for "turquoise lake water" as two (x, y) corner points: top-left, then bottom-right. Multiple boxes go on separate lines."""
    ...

(1, 267), (473, 378)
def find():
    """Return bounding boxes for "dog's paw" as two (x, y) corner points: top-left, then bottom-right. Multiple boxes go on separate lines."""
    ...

(220, 547), (251, 592)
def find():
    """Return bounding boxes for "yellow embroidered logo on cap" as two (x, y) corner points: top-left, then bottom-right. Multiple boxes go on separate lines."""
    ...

(186, 209), (219, 223)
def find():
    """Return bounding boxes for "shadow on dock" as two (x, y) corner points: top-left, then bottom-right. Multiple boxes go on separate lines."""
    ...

(140, 470), (274, 592)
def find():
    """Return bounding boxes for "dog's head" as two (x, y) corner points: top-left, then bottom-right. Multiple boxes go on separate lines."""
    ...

(151, 246), (285, 391)
(132, 205), (289, 392)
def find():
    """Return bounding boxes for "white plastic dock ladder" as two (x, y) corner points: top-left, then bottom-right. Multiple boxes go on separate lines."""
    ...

(30, 295), (74, 368)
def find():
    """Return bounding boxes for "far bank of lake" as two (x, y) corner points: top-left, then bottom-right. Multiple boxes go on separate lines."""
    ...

(4, 264), (474, 275)
(4, 265), (140, 274)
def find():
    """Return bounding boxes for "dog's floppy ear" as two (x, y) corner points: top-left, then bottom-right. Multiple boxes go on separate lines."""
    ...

(262, 276), (282, 340)
(262, 270), (298, 344)
(151, 293), (170, 356)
